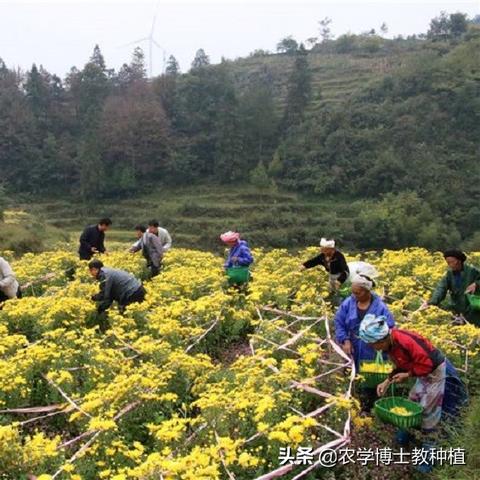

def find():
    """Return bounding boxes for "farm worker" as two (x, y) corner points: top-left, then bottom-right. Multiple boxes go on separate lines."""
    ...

(360, 315), (468, 473)
(335, 274), (395, 370)
(88, 260), (146, 314)
(421, 249), (480, 325)
(220, 231), (254, 269)
(0, 256), (21, 304)
(335, 274), (395, 411)
(147, 220), (172, 252)
(360, 314), (467, 430)
(300, 238), (349, 292)
(79, 217), (112, 260)
(129, 225), (164, 278)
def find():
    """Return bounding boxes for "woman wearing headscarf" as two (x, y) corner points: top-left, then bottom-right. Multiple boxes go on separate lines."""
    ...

(301, 238), (349, 292)
(422, 249), (480, 325)
(335, 274), (395, 411)
(359, 314), (467, 431)
(220, 231), (254, 269)
(359, 314), (468, 472)
(334, 274), (395, 372)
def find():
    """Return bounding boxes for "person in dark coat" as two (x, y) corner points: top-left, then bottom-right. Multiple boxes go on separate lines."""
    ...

(78, 218), (112, 260)
(300, 238), (349, 292)
(88, 260), (146, 314)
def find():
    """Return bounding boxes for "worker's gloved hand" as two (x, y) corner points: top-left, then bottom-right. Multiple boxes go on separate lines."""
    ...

(377, 379), (391, 397)
(298, 265), (306, 271)
(465, 282), (477, 294)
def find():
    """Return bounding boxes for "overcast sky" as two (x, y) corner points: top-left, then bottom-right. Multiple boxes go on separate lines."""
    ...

(0, 0), (478, 78)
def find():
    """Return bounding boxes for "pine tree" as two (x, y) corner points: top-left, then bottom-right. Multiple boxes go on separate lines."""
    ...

(215, 88), (244, 182)
(130, 47), (147, 81)
(166, 55), (180, 76)
(282, 44), (312, 131)
(238, 81), (278, 168)
(25, 64), (49, 122)
(75, 45), (110, 123)
(250, 161), (271, 188)
(117, 48), (147, 90)
(319, 17), (333, 42)
(77, 129), (104, 202)
(191, 49), (210, 70)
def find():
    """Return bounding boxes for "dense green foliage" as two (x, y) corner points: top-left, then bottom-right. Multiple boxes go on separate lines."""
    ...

(0, 13), (479, 249)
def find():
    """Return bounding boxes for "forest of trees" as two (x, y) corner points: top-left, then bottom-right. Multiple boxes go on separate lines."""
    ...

(0, 12), (479, 248)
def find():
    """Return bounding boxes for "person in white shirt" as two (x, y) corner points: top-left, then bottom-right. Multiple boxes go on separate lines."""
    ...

(147, 220), (172, 251)
(0, 256), (21, 304)
(130, 220), (172, 258)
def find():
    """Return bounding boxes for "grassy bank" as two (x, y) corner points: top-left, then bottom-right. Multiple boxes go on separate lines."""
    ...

(9, 186), (360, 253)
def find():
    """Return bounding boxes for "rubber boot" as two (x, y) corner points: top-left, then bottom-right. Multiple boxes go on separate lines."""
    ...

(394, 429), (412, 446)
(415, 442), (435, 474)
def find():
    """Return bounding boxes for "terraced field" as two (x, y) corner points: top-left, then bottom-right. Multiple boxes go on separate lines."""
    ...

(229, 46), (421, 112)
(16, 187), (361, 251)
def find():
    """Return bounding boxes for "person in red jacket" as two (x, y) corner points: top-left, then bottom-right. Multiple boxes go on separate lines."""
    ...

(358, 314), (467, 432)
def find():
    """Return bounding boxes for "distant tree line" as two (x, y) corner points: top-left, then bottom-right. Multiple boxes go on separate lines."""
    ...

(0, 12), (479, 248)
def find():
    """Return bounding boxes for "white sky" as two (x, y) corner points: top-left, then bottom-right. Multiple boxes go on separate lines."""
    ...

(0, 0), (478, 77)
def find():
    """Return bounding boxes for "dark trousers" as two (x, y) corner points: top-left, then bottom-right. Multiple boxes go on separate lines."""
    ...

(144, 250), (162, 278)
(0, 287), (22, 302)
(0, 291), (9, 303)
(0, 287), (21, 309)
(119, 286), (146, 313)
(149, 264), (161, 278)
(95, 286), (146, 331)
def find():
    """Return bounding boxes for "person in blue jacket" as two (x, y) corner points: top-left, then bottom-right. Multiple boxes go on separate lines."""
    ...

(220, 231), (254, 269)
(335, 273), (395, 411)
(335, 274), (395, 372)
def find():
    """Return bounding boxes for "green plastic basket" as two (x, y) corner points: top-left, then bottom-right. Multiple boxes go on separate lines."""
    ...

(359, 351), (393, 388)
(226, 266), (250, 284)
(374, 396), (424, 429)
(467, 294), (480, 311)
(359, 360), (393, 388)
(339, 284), (351, 299)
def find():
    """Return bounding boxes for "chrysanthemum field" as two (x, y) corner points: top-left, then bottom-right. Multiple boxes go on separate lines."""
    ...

(0, 247), (479, 480)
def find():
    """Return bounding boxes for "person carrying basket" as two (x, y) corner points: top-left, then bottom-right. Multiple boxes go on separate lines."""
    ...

(220, 231), (254, 286)
(359, 314), (467, 432)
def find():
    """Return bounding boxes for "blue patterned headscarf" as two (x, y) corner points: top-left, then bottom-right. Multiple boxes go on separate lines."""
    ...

(359, 314), (390, 343)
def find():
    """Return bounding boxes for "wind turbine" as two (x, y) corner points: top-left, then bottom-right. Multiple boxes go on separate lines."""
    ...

(119, 1), (167, 77)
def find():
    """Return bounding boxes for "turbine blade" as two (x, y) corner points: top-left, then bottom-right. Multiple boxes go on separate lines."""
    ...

(117, 37), (149, 48)
(150, 14), (157, 36)
(150, 0), (161, 36)
(152, 38), (165, 52)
